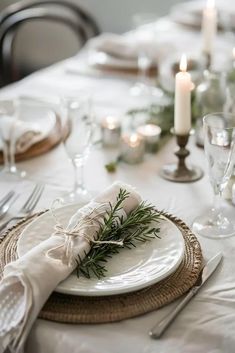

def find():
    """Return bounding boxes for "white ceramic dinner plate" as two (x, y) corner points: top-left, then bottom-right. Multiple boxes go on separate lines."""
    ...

(89, 50), (138, 70)
(17, 203), (185, 296)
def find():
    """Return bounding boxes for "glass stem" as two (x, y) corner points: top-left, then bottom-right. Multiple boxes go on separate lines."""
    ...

(2, 140), (10, 170)
(9, 137), (16, 172)
(138, 53), (149, 85)
(211, 190), (222, 223)
(72, 160), (84, 192)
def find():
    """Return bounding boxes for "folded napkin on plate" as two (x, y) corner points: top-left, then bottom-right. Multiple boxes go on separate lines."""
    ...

(0, 116), (44, 154)
(88, 32), (161, 61)
(88, 33), (139, 60)
(0, 182), (141, 353)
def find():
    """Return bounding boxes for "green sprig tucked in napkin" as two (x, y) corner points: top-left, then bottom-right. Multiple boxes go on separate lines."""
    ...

(77, 188), (161, 279)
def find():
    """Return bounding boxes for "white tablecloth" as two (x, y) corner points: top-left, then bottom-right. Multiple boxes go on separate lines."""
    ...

(0, 19), (235, 353)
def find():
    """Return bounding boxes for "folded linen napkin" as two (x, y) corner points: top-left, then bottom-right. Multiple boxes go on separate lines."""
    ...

(0, 116), (45, 154)
(88, 33), (139, 60)
(88, 32), (160, 62)
(0, 182), (141, 353)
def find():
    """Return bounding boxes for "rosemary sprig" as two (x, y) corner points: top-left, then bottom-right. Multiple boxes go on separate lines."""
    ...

(76, 189), (162, 279)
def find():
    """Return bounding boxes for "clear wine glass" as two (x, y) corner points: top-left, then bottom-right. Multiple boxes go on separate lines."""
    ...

(192, 112), (235, 238)
(61, 93), (93, 204)
(0, 100), (26, 180)
(130, 13), (163, 101)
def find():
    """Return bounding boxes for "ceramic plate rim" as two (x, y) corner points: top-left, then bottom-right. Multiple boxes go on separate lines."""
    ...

(17, 204), (185, 296)
(90, 50), (139, 69)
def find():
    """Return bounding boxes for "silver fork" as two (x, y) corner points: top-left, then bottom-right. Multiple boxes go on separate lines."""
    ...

(0, 194), (19, 220)
(0, 190), (15, 209)
(0, 190), (16, 219)
(0, 184), (44, 233)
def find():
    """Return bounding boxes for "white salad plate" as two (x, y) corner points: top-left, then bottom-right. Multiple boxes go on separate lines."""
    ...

(17, 203), (185, 296)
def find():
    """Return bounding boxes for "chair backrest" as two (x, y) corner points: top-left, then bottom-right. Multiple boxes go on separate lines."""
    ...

(0, 0), (100, 86)
(0, 0), (100, 40)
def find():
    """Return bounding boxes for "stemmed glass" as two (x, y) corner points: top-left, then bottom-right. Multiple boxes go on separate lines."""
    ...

(130, 13), (163, 100)
(192, 113), (235, 238)
(61, 94), (93, 204)
(0, 100), (26, 180)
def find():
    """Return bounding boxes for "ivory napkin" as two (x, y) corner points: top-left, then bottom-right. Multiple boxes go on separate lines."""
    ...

(0, 116), (45, 154)
(88, 33), (139, 60)
(88, 32), (159, 61)
(0, 182), (141, 353)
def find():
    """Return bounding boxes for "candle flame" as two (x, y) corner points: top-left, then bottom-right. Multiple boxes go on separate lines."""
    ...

(206, 0), (215, 9)
(180, 54), (187, 72)
(137, 124), (161, 137)
(106, 116), (116, 124)
(233, 48), (235, 59)
(146, 125), (154, 134)
(130, 134), (138, 144)
(105, 116), (118, 129)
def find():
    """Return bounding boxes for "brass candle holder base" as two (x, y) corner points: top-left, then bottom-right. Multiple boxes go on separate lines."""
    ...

(160, 132), (204, 183)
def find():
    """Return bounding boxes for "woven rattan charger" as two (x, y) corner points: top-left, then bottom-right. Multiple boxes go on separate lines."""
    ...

(0, 210), (202, 324)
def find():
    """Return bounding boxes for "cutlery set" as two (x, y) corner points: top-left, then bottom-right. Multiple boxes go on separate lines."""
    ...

(0, 183), (44, 236)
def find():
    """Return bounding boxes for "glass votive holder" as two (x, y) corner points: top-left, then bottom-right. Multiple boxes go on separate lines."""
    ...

(232, 183), (235, 206)
(136, 124), (161, 153)
(120, 133), (145, 164)
(101, 116), (121, 147)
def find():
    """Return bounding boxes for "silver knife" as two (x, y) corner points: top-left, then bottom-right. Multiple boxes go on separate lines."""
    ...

(149, 252), (223, 339)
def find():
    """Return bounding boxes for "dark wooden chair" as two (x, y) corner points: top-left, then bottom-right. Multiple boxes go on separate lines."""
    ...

(0, 0), (100, 86)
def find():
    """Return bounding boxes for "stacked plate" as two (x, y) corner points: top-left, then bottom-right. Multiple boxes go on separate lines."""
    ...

(17, 203), (185, 297)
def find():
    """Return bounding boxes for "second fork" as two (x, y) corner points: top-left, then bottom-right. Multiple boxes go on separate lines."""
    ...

(0, 184), (44, 233)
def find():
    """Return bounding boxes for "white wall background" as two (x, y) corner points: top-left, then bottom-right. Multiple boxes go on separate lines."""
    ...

(0, 0), (186, 72)
(0, 0), (184, 33)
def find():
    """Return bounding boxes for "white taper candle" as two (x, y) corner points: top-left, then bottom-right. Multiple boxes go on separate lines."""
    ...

(174, 54), (192, 135)
(201, 0), (217, 57)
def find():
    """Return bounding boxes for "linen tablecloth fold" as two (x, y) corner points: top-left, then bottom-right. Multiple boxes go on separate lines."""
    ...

(0, 182), (141, 353)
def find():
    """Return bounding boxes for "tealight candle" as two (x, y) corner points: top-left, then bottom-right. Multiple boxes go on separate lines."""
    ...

(101, 116), (121, 147)
(174, 54), (192, 135)
(121, 133), (145, 164)
(201, 0), (217, 58)
(136, 124), (161, 153)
